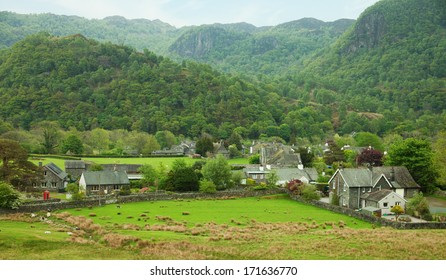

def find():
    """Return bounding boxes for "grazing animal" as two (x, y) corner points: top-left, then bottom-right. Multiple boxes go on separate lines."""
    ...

(44, 231), (51, 234)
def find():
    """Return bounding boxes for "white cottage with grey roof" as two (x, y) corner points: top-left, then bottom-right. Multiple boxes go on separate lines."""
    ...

(79, 171), (130, 196)
(328, 166), (420, 209)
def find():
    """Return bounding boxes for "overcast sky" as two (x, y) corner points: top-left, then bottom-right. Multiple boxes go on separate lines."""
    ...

(0, 0), (380, 27)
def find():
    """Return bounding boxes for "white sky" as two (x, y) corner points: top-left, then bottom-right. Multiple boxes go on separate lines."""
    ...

(0, 0), (380, 27)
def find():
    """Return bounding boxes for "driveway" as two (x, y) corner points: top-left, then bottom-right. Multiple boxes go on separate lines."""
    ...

(427, 197), (446, 214)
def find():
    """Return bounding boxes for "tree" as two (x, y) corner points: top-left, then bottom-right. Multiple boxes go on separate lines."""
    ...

(0, 139), (42, 190)
(390, 205), (404, 221)
(297, 146), (314, 167)
(166, 166), (199, 192)
(155, 130), (177, 149)
(323, 140), (345, 165)
(195, 134), (214, 157)
(266, 170), (279, 188)
(406, 192), (432, 221)
(385, 138), (437, 193)
(61, 134), (84, 154)
(66, 182), (84, 201)
(0, 181), (21, 209)
(433, 131), (446, 188)
(248, 154), (260, 164)
(354, 132), (384, 151)
(201, 155), (232, 190)
(357, 148), (384, 167)
(139, 164), (159, 187)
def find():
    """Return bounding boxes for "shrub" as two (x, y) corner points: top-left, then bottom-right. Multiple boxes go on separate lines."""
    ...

(0, 182), (21, 209)
(301, 184), (320, 201)
(406, 192), (431, 219)
(199, 180), (216, 194)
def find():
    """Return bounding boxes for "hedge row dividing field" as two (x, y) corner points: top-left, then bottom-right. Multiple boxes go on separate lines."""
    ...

(1, 194), (446, 259)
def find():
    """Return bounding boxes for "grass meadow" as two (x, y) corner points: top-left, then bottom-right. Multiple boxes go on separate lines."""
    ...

(1, 194), (446, 260)
(29, 156), (249, 171)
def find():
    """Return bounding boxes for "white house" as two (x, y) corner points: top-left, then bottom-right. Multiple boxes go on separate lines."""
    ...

(361, 189), (407, 215)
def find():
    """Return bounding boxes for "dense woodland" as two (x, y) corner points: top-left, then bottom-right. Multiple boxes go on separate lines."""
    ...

(0, 0), (445, 189)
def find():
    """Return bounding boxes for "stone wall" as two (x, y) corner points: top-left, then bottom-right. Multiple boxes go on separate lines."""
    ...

(287, 191), (446, 230)
(0, 188), (285, 214)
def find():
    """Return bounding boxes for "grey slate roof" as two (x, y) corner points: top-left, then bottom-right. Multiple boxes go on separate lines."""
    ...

(361, 189), (393, 202)
(101, 164), (142, 174)
(65, 160), (86, 169)
(335, 166), (420, 189)
(275, 168), (318, 182)
(82, 171), (130, 185)
(45, 162), (68, 180)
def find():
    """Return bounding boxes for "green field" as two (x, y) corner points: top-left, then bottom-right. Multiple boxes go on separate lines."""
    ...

(2, 194), (446, 260)
(30, 156), (249, 170)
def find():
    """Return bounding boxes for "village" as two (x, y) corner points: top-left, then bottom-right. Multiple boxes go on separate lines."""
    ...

(33, 140), (446, 225)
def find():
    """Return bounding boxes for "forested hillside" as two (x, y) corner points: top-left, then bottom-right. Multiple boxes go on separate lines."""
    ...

(0, 11), (353, 76)
(0, 12), (178, 54)
(167, 18), (354, 76)
(0, 0), (445, 143)
(273, 0), (446, 137)
(0, 33), (285, 139)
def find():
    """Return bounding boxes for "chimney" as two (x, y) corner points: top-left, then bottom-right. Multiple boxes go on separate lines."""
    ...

(390, 167), (395, 181)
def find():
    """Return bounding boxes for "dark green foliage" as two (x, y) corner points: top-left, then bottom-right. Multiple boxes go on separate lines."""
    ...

(195, 135), (215, 156)
(0, 139), (42, 190)
(61, 135), (84, 154)
(323, 140), (345, 165)
(248, 154), (260, 164)
(201, 155), (233, 190)
(0, 33), (278, 138)
(297, 147), (314, 167)
(0, 181), (21, 209)
(385, 138), (437, 193)
(0, 0), (445, 144)
(166, 167), (199, 192)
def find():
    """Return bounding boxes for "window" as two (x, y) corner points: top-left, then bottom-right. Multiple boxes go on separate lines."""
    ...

(368, 188), (371, 192)
(91, 186), (99, 191)
(383, 202), (388, 207)
(41, 182), (46, 187)
(51, 182), (57, 188)
(113, 185), (120, 190)
(395, 202), (401, 206)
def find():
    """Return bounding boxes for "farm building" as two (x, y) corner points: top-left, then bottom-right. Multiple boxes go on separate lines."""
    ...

(79, 171), (130, 196)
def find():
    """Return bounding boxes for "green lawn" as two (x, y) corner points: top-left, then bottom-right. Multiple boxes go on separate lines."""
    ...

(64, 194), (371, 229)
(3, 194), (446, 260)
(30, 156), (249, 170)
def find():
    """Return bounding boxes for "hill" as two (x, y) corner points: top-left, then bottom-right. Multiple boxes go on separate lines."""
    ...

(167, 18), (354, 76)
(0, 11), (354, 77)
(283, 0), (446, 136)
(0, 12), (178, 54)
(0, 33), (283, 138)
